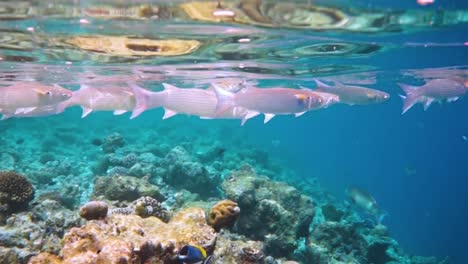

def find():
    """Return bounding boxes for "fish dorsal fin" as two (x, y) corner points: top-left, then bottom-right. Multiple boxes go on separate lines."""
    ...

(162, 108), (177, 119)
(263, 113), (275, 123)
(113, 110), (127, 115)
(313, 78), (332, 89)
(81, 107), (93, 118)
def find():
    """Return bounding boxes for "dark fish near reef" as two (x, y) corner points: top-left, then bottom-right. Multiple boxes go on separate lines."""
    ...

(175, 245), (212, 264)
(0, 82), (72, 120)
(398, 78), (467, 114)
(346, 186), (387, 224)
(314, 79), (390, 105)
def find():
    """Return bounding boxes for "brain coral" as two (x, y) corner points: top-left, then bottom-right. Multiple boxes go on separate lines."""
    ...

(0, 171), (35, 211)
(208, 199), (240, 232)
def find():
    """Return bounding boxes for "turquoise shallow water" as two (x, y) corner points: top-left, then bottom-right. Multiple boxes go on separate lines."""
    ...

(0, 1), (467, 263)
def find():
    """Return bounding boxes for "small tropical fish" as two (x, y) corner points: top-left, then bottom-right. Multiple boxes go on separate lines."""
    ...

(314, 79), (390, 105)
(346, 186), (387, 224)
(131, 83), (248, 122)
(213, 84), (326, 124)
(176, 245), (212, 264)
(398, 78), (467, 114)
(62, 85), (137, 118)
(0, 82), (72, 119)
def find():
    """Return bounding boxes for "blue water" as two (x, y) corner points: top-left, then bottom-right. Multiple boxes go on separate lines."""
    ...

(0, 0), (467, 263)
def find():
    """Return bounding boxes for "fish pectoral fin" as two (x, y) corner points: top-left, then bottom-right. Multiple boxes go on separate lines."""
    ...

(162, 108), (177, 119)
(240, 110), (259, 126)
(81, 107), (93, 118)
(113, 110), (127, 115)
(423, 98), (434, 111)
(263, 113), (275, 123)
(447, 97), (459, 102)
(15, 107), (36, 114)
(295, 111), (306, 117)
(33, 89), (48, 95)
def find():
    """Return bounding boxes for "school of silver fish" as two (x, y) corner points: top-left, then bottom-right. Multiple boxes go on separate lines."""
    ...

(0, 76), (466, 123)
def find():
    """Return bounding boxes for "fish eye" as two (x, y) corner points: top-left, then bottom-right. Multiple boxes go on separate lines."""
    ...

(46, 91), (52, 96)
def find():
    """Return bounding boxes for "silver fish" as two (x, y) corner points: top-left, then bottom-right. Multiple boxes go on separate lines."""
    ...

(314, 79), (390, 105)
(398, 78), (467, 114)
(346, 186), (387, 224)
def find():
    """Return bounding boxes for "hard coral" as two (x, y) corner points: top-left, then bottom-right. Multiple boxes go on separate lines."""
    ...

(110, 196), (170, 222)
(29, 207), (216, 264)
(0, 171), (35, 212)
(208, 199), (240, 232)
(221, 166), (314, 258)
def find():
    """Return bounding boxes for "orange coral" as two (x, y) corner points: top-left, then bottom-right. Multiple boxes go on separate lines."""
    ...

(208, 199), (240, 232)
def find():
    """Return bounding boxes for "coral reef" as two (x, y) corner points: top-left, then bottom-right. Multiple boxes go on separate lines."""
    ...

(102, 132), (125, 153)
(0, 123), (446, 264)
(211, 232), (265, 264)
(79, 201), (108, 220)
(93, 175), (164, 202)
(221, 165), (315, 258)
(30, 207), (216, 264)
(161, 146), (221, 197)
(208, 199), (240, 232)
(109, 196), (170, 222)
(0, 171), (35, 214)
(0, 199), (82, 263)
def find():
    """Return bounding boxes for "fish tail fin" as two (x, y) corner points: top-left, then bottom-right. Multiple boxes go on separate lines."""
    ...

(212, 83), (235, 115)
(398, 83), (421, 114)
(377, 210), (389, 225)
(129, 83), (157, 119)
(1, 113), (12, 120)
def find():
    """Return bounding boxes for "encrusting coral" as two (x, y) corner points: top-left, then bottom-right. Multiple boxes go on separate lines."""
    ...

(208, 199), (240, 232)
(0, 171), (35, 212)
(29, 207), (216, 264)
(109, 196), (170, 222)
